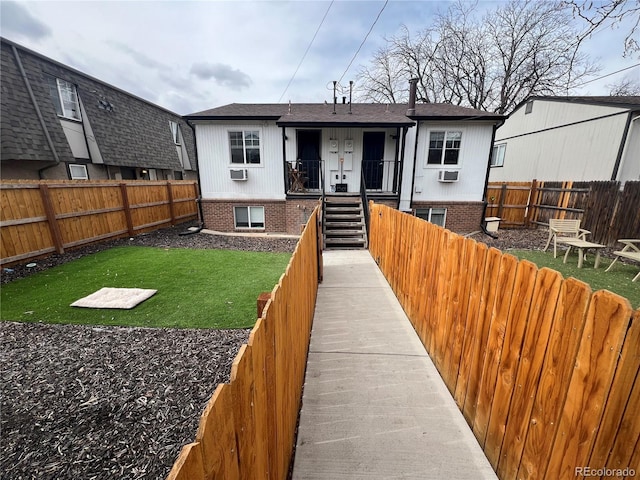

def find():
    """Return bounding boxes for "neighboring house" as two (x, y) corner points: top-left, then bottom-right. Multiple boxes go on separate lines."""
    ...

(1, 37), (196, 181)
(490, 96), (640, 183)
(184, 82), (503, 236)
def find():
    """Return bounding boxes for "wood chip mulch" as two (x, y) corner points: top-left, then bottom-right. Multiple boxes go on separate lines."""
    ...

(1, 321), (250, 480)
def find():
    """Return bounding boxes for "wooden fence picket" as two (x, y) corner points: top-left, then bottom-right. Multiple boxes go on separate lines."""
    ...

(544, 291), (632, 479)
(517, 278), (591, 479)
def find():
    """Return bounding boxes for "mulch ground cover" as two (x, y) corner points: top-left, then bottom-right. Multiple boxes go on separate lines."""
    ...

(1, 223), (297, 480)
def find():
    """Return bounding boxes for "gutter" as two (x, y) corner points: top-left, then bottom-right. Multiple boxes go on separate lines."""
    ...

(610, 111), (635, 181)
(11, 44), (61, 178)
(480, 118), (506, 238)
(185, 119), (205, 230)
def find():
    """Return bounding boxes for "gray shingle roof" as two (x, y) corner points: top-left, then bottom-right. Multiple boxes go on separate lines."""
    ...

(1, 38), (196, 172)
(185, 102), (504, 125)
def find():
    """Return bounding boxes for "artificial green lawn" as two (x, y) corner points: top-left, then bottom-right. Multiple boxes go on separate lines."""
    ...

(507, 249), (639, 309)
(1, 246), (291, 329)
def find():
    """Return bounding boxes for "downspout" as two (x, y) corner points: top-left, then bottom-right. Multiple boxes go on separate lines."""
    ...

(185, 119), (205, 232)
(396, 126), (408, 210)
(11, 45), (61, 178)
(480, 119), (506, 238)
(282, 126), (288, 195)
(409, 121), (420, 208)
(610, 111), (634, 181)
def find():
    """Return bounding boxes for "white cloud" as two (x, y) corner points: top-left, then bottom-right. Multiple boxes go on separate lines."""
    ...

(2, 0), (635, 114)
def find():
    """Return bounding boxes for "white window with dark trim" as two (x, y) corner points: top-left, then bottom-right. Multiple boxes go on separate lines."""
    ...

(170, 121), (181, 145)
(69, 164), (88, 180)
(416, 207), (447, 227)
(491, 143), (506, 167)
(427, 131), (462, 166)
(229, 130), (261, 164)
(234, 206), (265, 229)
(46, 75), (81, 121)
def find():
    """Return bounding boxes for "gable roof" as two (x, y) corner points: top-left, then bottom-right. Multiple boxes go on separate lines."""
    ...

(185, 102), (504, 127)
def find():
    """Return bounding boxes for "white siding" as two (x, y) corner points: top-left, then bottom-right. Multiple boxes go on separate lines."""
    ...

(196, 120), (284, 200)
(412, 122), (494, 202)
(491, 99), (630, 182)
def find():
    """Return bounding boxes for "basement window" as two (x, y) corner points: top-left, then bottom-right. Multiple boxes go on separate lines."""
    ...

(416, 207), (446, 227)
(234, 206), (265, 229)
(46, 75), (81, 121)
(69, 164), (88, 180)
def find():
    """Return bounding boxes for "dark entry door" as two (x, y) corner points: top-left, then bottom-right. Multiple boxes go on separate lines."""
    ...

(297, 130), (321, 190)
(362, 132), (385, 190)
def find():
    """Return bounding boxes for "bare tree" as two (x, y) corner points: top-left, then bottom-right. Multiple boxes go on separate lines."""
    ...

(607, 74), (640, 95)
(563, 0), (640, 57)
(356, 0), (599, 113)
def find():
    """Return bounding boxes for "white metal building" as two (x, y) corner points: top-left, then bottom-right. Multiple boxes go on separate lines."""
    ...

(490, 96), (640, 183)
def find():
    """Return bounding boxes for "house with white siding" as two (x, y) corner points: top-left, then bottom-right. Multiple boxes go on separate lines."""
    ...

(185, 82), (504, 244)
(489, 96), (640, 183)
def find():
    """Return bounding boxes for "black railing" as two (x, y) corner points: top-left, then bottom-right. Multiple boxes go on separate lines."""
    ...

(286, 159), (324, 194)
(361, 160), (398, 193)
(360, 167), (370, 239)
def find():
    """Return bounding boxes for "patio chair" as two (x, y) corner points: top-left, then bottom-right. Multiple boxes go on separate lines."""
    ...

(605, 239), (640, 282)
(543, 218), (591, 258)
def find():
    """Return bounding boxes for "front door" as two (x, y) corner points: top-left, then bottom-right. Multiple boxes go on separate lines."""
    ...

(362, 132), (385, 190)
(297, 130), (321, 190)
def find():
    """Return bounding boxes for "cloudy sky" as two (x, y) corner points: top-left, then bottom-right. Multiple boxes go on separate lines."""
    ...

(1, 0), (638, 115)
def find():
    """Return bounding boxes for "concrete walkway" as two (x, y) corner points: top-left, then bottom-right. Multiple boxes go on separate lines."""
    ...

(292, 250), (497, 480)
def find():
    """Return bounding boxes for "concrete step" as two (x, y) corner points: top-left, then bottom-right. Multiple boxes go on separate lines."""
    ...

(325, 230), (365, 237)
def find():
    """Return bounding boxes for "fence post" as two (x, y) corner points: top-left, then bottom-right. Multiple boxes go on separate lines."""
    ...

(119, 183), (135, 237)
(525, 179), (537, 228)
(497, 183), (507, 219)
(167, 181), (176, 225)
(39, 184), (65, 254)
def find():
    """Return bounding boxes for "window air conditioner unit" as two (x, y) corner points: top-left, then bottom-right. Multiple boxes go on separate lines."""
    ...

(230, 168), (248, 181)
(438, 170), (459, 182)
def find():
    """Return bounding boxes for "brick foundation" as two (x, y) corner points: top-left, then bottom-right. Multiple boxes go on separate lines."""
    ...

(410, 201), (484, 234)
(201, 198), (320, 235)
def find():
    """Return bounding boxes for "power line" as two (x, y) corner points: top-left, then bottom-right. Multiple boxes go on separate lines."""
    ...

(575, 63), (640, 87)
(337, 0), (388, 85)
(278, 1), (334, 103)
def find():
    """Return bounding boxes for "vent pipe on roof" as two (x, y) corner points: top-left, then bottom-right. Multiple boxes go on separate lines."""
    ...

(349, 80), (353, 114)
(333, 81), (337, 114)
(407, 78), (418, 116)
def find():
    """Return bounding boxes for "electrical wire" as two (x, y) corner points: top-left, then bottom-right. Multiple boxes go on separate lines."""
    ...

(573, 63), (640, 87)
(277, 1), (334, 103)
(337, 0), (388, 85)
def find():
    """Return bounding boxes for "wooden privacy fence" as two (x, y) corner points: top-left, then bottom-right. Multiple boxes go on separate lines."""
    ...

(369, 203), (639, 480)
(0, 179), (198, 266)
(486, 180), (640, 245)
(166, 207), (321, 480)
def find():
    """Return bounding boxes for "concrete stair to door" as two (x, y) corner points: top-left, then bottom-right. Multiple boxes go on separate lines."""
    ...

(323, 193), (367, 249)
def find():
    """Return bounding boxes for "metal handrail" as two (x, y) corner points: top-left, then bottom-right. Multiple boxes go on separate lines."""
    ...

(360, 167), (370, 239)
